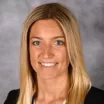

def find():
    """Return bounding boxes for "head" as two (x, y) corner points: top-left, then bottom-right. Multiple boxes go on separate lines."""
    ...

(29, 19), (70, 79)
(18, 3), (91, 104)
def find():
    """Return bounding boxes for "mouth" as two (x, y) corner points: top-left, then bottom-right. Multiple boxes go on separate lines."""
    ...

(39, 62), (58, 67)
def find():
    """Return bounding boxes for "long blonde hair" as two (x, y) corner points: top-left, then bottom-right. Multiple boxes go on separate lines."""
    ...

(17, 3), (91, 104)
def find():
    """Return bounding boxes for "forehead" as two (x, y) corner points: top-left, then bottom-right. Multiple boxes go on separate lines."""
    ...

(29, 19), (64, 37)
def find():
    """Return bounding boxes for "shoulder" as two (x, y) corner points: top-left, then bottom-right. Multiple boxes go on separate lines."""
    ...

(85, 86), (104, 104)
(4, 89), (19, 104)
(4, 87), (104, 104)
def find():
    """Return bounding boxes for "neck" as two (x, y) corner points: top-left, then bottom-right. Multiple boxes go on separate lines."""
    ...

(36, 72), (69, 101)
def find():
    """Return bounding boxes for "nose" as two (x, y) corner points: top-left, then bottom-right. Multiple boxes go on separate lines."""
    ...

(41, 44), (54, 58)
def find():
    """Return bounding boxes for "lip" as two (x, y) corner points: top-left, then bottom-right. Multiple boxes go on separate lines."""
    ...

(38, 62), (58, 67)
(39, 61), (57, 63)
(39, 61), (58, 64)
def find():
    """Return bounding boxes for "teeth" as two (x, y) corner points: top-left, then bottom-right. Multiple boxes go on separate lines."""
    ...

(41, 63), (56, 67)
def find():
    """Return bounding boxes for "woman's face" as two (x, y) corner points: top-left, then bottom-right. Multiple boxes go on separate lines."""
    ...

(29, 19), (69, 79)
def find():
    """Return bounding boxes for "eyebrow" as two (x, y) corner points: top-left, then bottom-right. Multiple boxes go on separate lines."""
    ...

(30, 36), (65, 40)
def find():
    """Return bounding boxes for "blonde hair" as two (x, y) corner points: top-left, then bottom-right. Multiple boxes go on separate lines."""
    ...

(17, 3), (91, 104)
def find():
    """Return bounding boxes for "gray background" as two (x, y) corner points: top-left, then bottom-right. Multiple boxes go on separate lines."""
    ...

(0, 0), (104, 103)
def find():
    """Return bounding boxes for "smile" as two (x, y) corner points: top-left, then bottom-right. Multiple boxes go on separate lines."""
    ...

(40, 62), (57, 67)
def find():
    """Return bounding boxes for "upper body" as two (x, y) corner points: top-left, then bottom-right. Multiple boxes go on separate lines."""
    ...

(4, 86), (104, 104)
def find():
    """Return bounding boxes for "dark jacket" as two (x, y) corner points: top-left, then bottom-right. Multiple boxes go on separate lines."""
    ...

(4, 86), (104, 104)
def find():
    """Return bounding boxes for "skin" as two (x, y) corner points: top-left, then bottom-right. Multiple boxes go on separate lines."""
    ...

(29, 19), (70, 104)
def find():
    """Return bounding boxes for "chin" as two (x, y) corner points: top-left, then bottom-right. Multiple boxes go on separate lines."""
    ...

(37, 73), (59, 80)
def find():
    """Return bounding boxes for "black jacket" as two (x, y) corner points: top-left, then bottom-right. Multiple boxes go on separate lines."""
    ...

(4, 86), (104, 104)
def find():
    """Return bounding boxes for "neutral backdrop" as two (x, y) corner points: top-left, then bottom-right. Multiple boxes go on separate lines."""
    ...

(0, 0), (104, 103)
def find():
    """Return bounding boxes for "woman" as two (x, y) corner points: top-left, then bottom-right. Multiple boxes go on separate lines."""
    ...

(4, 2), (104, 104)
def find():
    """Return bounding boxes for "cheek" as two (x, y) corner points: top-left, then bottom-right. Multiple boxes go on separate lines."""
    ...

(29, 47), (40, 63)
(56, 48), (68, 61)
(61, 51), (69, 69)
(29, 47), (41, 71)
(58, 49), (69, 67)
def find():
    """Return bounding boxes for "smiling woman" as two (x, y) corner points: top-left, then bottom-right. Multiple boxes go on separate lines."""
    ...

(29, 19), (69, 79)
(4, 2), (104, 104)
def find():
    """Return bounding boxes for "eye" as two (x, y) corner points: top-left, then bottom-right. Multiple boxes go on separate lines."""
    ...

(55, 40), (64, 46)
(32, 41), (41, 46)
